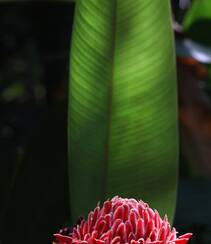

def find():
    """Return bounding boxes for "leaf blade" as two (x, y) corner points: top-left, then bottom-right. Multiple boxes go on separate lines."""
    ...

(107, 0), (178, 222)
(68, 0), (116, 222)
(68, 0), (178, 223)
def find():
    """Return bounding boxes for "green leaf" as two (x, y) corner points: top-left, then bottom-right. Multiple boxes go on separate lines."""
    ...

(68, 0), (178, 224)
(183, 0), (211, 46)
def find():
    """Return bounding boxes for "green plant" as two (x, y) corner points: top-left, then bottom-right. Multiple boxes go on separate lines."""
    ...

(68, 0), (178, 224)
(183, 0), (211, 46)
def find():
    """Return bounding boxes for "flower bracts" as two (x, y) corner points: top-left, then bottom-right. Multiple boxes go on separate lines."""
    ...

(54, 196), (192, 244)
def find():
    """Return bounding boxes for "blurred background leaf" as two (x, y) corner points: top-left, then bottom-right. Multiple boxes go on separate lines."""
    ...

(183, 0), (211, 46)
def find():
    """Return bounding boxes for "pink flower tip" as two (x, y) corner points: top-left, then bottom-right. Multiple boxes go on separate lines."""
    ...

(54, 196), (192, 244)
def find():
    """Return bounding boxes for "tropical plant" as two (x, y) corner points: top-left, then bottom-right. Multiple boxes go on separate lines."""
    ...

(68, 0), (178, 225)
(54, 197), (192, 244)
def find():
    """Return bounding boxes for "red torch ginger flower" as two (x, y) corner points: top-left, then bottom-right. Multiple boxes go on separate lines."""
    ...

(54, 196), (192, 244)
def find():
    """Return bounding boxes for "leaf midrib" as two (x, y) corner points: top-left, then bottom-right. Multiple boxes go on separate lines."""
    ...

(103, 0), (117, 200)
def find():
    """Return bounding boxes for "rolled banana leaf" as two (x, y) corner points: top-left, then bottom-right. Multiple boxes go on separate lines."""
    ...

(68, 0), (178, 224)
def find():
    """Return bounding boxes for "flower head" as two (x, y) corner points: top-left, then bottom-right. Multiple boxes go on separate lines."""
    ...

(54, 196), (192, 244)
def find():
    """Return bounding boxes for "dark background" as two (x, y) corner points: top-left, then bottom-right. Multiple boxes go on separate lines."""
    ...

(0, 1), (211, 243)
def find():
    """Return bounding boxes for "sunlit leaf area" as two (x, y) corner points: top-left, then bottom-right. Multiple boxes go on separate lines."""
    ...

(0, 1), (211, 243)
